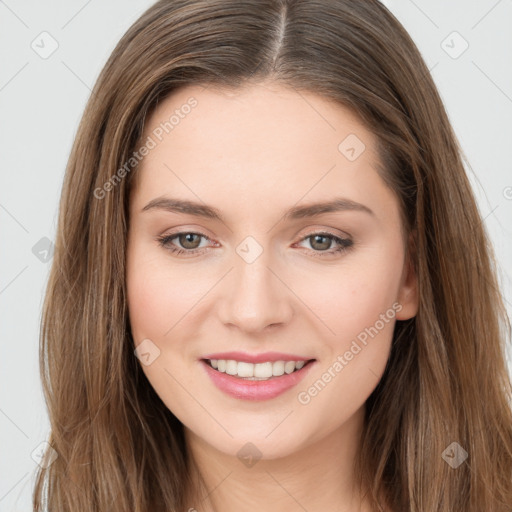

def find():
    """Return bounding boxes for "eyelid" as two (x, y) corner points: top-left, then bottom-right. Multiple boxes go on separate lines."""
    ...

(295, 225), (353, 240)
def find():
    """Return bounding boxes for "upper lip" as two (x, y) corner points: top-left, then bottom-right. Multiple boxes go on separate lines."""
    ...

(201, 351), (315, 364)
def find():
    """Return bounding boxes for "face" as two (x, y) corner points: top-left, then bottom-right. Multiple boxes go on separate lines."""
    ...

(126, 82), (418, 460)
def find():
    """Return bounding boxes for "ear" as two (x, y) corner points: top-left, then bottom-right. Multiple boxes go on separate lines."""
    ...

(395, 230), (418, 321)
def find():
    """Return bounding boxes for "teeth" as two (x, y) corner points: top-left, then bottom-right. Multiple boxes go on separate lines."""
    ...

(207, 359), (309, 379)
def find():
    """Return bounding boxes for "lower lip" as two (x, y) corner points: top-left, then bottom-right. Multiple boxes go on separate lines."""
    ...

(200, 359), (316, 401)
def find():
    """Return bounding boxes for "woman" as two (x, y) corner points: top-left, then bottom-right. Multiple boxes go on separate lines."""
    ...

(33, 1), (512, 511)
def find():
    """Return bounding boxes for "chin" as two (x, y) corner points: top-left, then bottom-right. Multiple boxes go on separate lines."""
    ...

(190, 426), (307, 462)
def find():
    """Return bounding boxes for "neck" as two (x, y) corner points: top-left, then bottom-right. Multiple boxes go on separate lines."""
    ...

(183, 405), (377, 512)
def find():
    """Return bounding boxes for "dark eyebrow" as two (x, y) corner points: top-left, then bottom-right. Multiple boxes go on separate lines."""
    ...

(141, 196), (374, 221)
(283, 197), (374, 220)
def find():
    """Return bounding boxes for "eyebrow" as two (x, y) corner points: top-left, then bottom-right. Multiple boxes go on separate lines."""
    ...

(141, 196), (374, 221)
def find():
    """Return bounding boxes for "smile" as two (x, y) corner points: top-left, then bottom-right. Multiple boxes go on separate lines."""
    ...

(200, 358), (316, 401)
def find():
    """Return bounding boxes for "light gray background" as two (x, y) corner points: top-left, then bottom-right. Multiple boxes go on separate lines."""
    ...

(1, 1), (511, 510)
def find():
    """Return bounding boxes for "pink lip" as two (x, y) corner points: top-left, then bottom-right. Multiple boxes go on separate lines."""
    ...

(201, 351), (312, 364)
(200, 359), (316, 401)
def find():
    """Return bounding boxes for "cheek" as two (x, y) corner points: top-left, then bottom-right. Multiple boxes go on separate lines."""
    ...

(127, 268), (169, 343)
(291, 243), (402, 410)
(126, 245), (204, 342)
(126, 245), (202, 414)
(294, 274), (399, 432)
(300, 246), (403, 347)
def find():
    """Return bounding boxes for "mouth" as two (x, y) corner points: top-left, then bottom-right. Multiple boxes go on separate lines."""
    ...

(199, 357), (317, 401)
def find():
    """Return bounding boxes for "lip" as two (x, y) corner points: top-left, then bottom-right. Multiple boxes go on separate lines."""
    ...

(201, 351), (312, 364)
(200, 358), (316, 401)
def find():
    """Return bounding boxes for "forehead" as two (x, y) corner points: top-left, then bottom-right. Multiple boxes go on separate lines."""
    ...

(131, 82), (388, 216)
(143, 82), (376, 149)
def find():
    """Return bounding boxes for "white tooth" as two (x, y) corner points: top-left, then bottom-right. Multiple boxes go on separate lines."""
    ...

(225, 360), (238, 375)
(272, 361), (285, 376)
(284, 361), (296, 374)
(254, 362), (273, 378)
(211, 359), (306, 378)
(237, 361), (254, 377)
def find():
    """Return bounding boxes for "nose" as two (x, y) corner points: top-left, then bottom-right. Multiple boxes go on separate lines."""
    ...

(217, 247), (294, 333)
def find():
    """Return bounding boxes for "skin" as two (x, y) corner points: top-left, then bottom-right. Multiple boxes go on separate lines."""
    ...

(126, 82), (418, 512)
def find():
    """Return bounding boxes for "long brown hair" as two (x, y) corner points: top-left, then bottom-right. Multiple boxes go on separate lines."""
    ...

(33, 0), (512, 510)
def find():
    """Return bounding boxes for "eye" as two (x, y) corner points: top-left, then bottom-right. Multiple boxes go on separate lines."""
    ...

(295, 231), (353, 258)
(157, 232), (214, 256)
(156, 230), (353, 258)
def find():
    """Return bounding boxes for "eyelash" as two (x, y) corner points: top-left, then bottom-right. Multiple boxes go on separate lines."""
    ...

(156, 231), (353, 258)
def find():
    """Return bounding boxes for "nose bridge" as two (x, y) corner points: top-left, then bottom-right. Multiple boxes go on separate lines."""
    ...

(218, 236), (293, 331)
